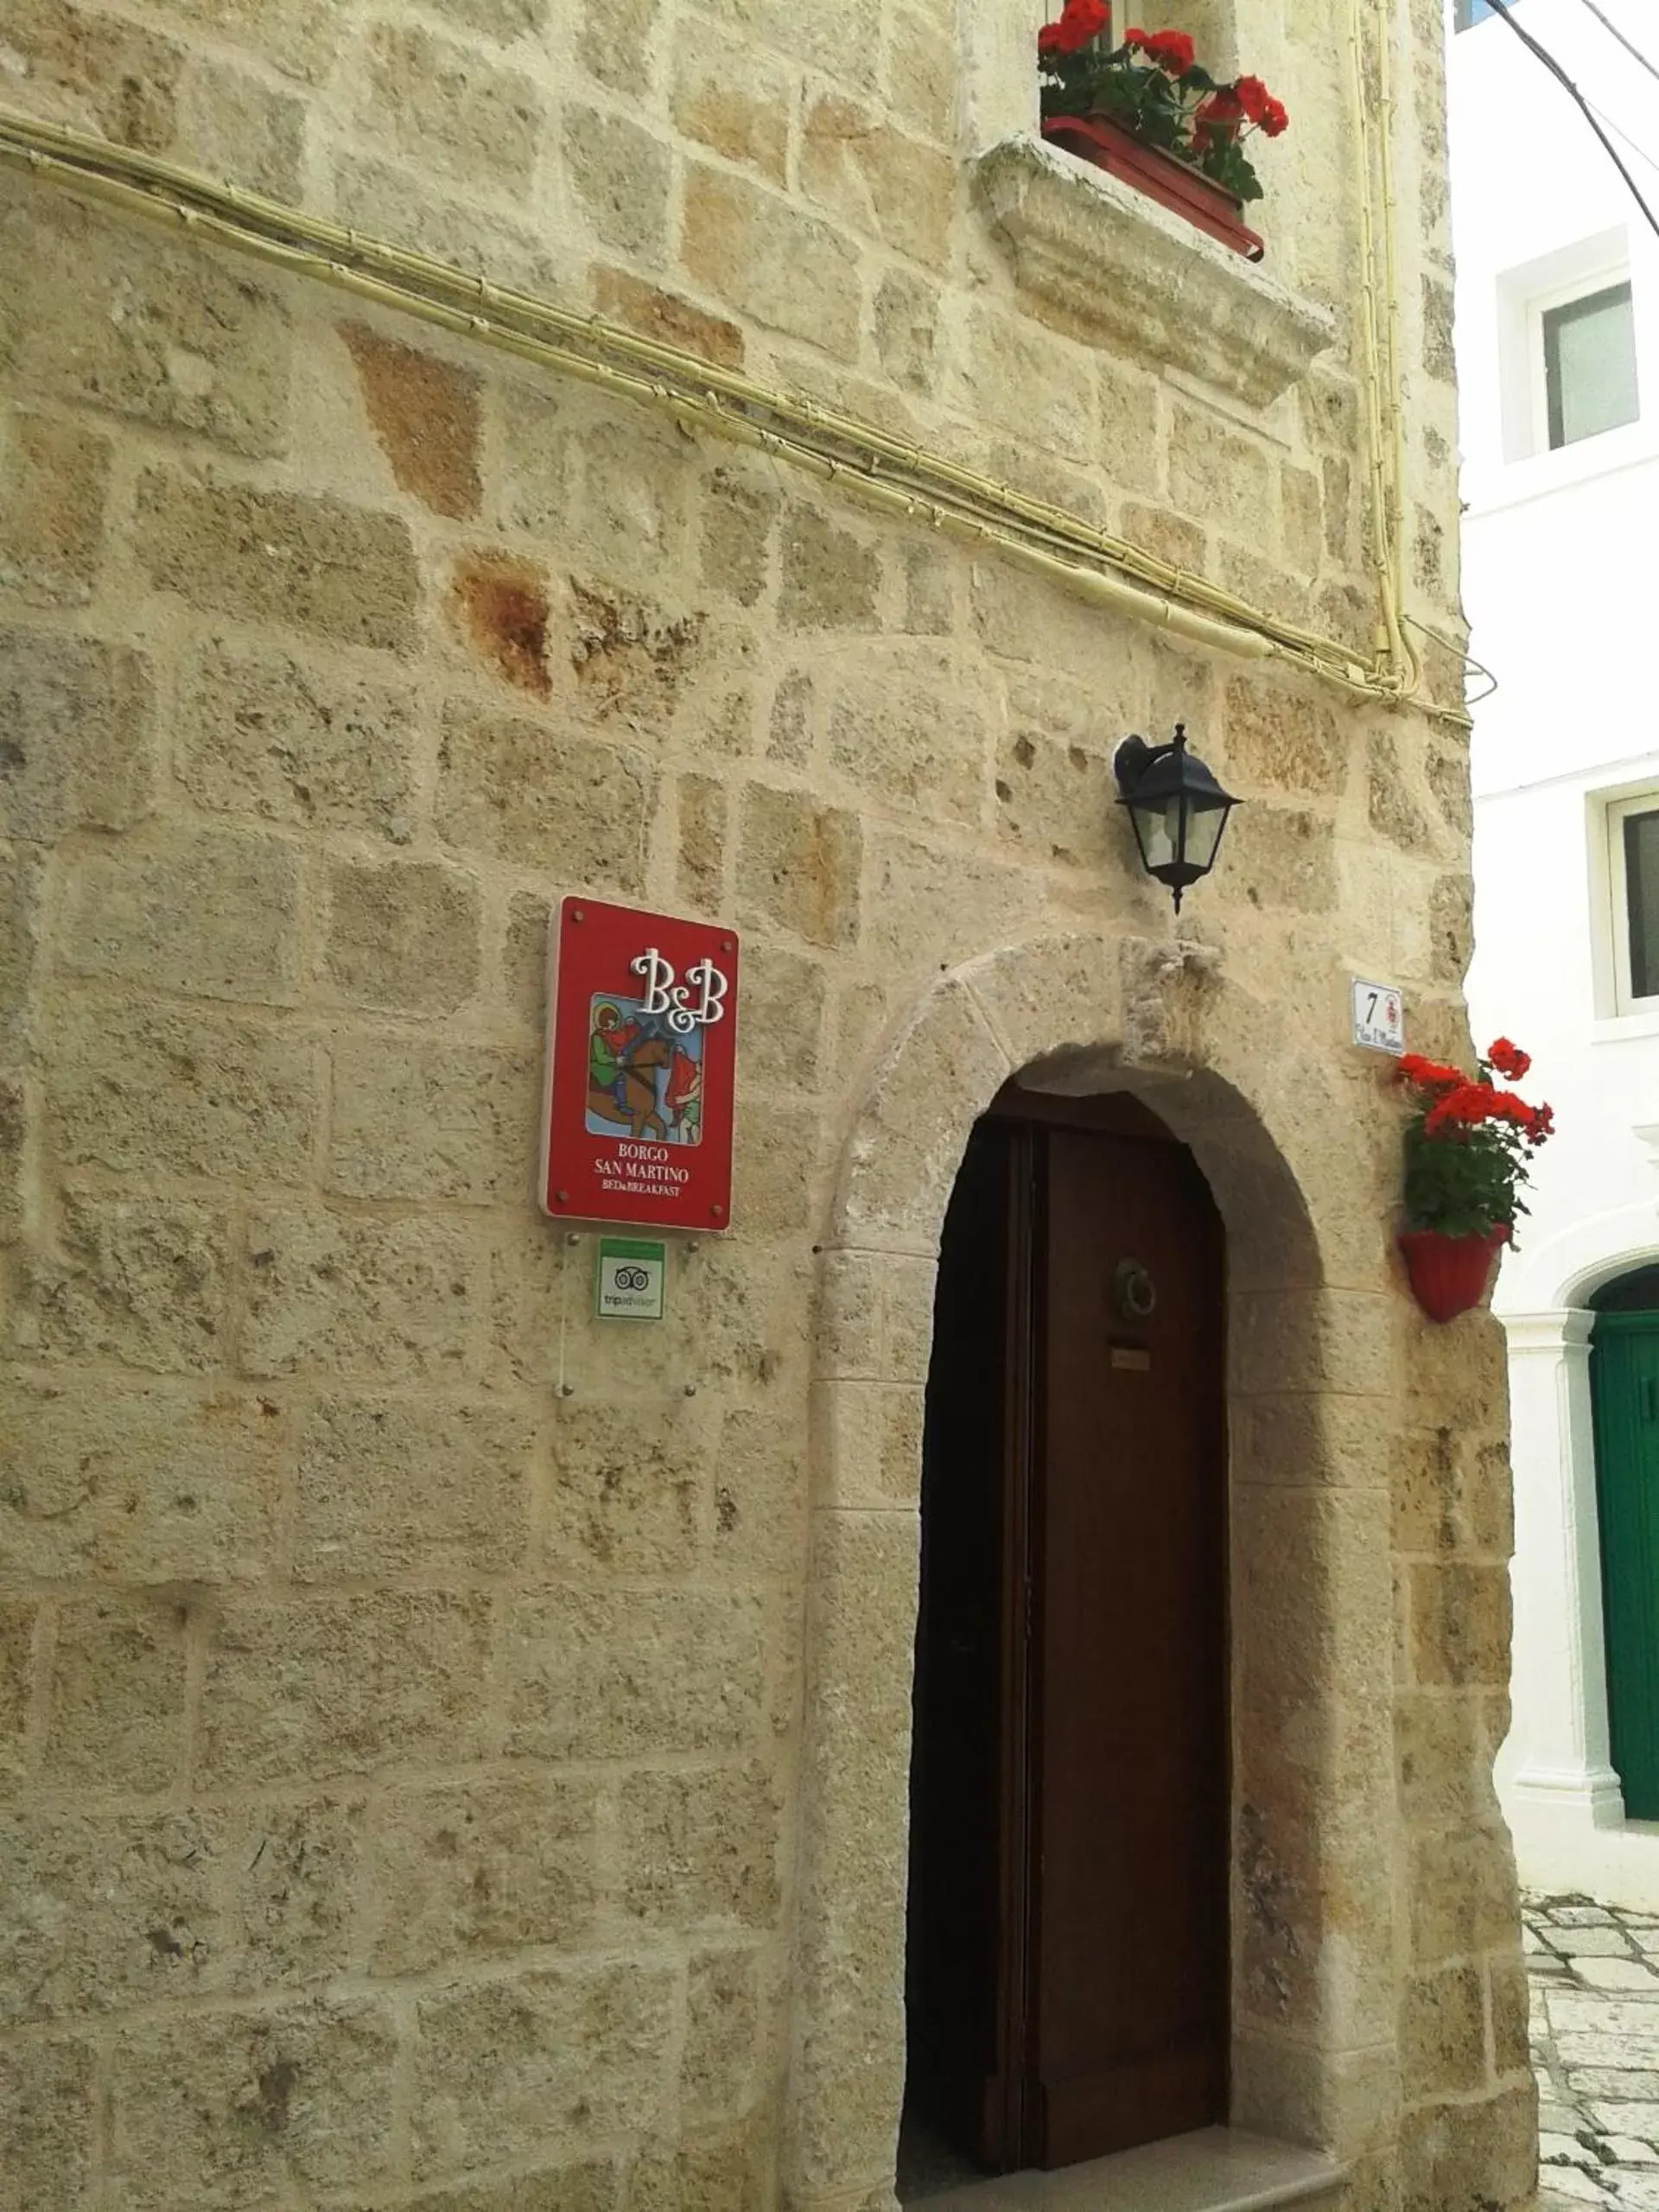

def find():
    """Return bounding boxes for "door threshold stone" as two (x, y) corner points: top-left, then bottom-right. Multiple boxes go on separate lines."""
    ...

(900, 2126), (1347, 2211)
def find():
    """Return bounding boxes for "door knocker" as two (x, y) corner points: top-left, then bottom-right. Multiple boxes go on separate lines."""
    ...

(1114, 1258), (1158, 1323)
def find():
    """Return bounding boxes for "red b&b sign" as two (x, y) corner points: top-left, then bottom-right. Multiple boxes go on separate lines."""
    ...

(540, 898), (740, 1232)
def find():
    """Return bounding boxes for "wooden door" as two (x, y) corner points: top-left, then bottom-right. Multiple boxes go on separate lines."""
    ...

(906, 1103), (1230, 2177)
(1594, 1312), (1659, 1819)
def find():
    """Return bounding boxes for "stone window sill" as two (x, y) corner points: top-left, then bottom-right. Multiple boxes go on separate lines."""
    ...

(973, 136), (1337, 411)
(903, 2126), (1346, 2211)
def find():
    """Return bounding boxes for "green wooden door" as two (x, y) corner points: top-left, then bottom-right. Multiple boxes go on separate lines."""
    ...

(1593, 1312), (1659, 1820)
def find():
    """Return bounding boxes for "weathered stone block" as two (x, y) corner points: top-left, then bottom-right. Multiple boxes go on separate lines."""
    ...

(45, 995), (318, 1183)
(502, 890), (553, 1028)
(0, 625), (152, 843)
(1407, 1822), (1520, 1966)
(1395, 1689), (1497, 1831)
(1224, 677), (1348, 797)
(672, 24), (790, 182)
(1, 1808), (226, 2022)
(682, 168), (862, 359)
(107, 1998), (398, 2205)
(341, 322), (484, 519)
(874, 268), (941, 394)
(1408, 1560), (1511, 1688)
(332, 149), (563, 295)
(329, 1037), (538, 1205)
(435, 705), (655, 885)
(627, 2126), (764, 2209)
(423, 0), (549, 35)
(42, 1595), (188, 1794)
(1402, 1963), (1487, 2098)
(138, 0), (334, 79)
(2, 0), (183, 149)
(684, 1947), (760, 2117)
(620, 1764), (780, 1928)
(177, 639), (416, 836)
(405, 2164), (620, 2211)
(712, 1406), (807, 1580)
(363, 1777), (595, 1974)
(361, 22), (544, 192)
(779, 506), (883, 632)
(0, 1603), (34, 1785)
(591, 264), (746, 369)
(221, 1796), (364, 1989)
(566, 105), (672, 259)
(994, 724), (1116, 867)
(200, 1592), (493, 1783)
(322, 856), (482, 1013)
(678, 772), (729, 913)
(1170, 404), (1274, 539)
(240, 1208), (476, 1382)
(1, 1376), (282, 1584)
(57, 823), (299, 1003)
(1226, 804), (1338, 915)
(0, 1071), (21, 1245)
(504, 1588), (766, 1759)
(577, 0), (658, 87)
(0, 410), (111, 605)
(0, 196), (288, 456)
(411, 1963), (676, 2177)
(0, 842), (41, 1061)
(736, 784), (861, 949)
(174, 52), (306, 195)
(27, 1193), (231, 1375)
(293, 1394), (532, 1578)
(548, 1396), (706, 1574)
(830, 655), (983, 826)
(802, 96), (954, 266)
(1401, 2083), (1537, 2212)
(135, 472), (419, 654)
(0, 2031), (96, 2210)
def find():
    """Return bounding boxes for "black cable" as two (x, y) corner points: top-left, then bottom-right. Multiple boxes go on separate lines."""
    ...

(1486, 0), (1659, 244)
(1578, 0), (1659, 89)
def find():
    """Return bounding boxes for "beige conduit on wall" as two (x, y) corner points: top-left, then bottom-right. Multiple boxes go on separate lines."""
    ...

(0, 0), (1467, 728)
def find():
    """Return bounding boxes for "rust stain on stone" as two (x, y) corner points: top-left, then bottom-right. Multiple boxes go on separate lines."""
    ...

(453, 556), (552, 698)
(343, 323), (482, 521)
(569, 578), (700, 715)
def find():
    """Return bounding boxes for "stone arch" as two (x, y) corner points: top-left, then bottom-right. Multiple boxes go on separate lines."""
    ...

(783, 932), (1402, 2211)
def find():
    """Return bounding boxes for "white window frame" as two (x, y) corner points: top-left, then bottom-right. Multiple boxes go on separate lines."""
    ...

(1607, 791), (1659, 1018)
(1524, 266), (1639, 459)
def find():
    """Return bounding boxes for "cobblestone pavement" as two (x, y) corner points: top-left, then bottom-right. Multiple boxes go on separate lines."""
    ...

(1529, 1895), (1659, 2207)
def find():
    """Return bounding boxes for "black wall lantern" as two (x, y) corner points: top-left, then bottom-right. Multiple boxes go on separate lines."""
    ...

(1113, 724), (1242, 912)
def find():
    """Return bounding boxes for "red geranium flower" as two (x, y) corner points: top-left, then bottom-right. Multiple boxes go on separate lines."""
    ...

(1133, 26), (1196, 73)
(1043, 0), (1110, 54)
(1487, 1037), (1531, 1081)
(1398, 1053), (1464, 1091)
(1193, 86), (1244, 140)
(1235, 74), (1272, 122)
(1260, 94), (1289, 137)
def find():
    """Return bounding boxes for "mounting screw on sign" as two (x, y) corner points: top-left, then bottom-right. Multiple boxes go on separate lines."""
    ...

(1351, 978), (1406, 1056)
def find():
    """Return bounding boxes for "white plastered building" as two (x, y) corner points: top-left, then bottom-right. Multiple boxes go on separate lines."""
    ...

(1452, 0), (1659, 1905)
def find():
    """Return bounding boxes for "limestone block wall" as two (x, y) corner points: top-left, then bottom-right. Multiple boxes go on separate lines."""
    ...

(0, 0), (1530, 2207)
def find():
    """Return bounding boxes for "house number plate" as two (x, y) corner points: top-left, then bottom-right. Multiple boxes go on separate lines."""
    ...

(1351, 978), (1406, 1056)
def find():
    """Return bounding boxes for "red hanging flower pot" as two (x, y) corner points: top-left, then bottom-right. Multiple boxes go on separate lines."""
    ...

(1397, 1225), (1510, 1325)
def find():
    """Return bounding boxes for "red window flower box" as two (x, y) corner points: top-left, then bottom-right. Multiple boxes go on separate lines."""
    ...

(1042, 112), (1264, 261)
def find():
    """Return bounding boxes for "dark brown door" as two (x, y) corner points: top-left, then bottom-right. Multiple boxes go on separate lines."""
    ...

(905, 1102), (1229, 2178)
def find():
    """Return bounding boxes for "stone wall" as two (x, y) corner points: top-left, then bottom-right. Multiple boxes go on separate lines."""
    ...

(0, 0), (1532, 2206)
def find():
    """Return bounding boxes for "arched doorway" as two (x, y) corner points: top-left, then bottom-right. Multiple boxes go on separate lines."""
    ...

(1592, 1265), (1659, 1819)
(902, 1086), (1228, 2186)
(784, 936), (1403, 2212)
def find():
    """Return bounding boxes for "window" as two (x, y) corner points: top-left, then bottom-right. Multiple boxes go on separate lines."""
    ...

(1611, 796), (1659, 1012)
(1543, 283), (1640, 448)
(1455, 0), (1501, 28)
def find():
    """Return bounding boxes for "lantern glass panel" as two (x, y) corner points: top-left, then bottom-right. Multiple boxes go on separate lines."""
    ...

(1185, 796), (1231, 872)
(1138, 798), (1184, 872)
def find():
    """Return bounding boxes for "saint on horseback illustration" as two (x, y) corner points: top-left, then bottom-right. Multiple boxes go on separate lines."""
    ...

(586, 994), (704, 1145)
